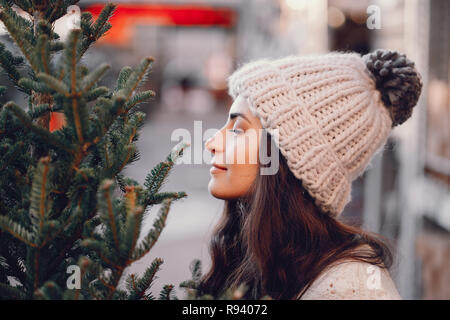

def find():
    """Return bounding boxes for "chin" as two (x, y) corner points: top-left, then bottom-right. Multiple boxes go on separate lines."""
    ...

(208, 179), (241, 200)
(208, 180), (227, 200)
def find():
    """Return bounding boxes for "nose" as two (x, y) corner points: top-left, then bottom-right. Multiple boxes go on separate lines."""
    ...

(205, 130), (224, 155)
(205, 134), (216, 155)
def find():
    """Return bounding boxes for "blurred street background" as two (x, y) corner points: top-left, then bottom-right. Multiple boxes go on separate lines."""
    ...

(2, 0), (449, 299)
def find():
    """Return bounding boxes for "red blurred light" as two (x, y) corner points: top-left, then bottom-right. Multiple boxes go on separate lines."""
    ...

(83, 3), (236, 45)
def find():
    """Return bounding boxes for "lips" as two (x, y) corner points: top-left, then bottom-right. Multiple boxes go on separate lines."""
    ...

(212, 163), (227, 170)
(210, 163), (228, 175)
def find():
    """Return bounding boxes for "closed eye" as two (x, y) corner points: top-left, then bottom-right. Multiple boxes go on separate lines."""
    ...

(228, 128), (244, 134)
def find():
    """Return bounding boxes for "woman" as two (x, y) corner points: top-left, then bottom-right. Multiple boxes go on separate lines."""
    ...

(200, 49), (422, 300)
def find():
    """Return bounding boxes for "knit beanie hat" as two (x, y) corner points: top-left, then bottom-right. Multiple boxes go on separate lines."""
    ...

(227, 49), (422, 217)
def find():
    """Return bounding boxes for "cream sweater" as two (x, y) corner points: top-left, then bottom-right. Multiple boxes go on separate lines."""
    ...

(297, 260), (401, 300)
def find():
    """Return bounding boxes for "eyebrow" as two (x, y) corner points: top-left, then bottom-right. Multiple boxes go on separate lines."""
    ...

(229, 112), (251, 124)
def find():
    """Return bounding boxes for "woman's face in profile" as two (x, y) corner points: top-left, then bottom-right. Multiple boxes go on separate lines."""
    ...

(205, 95), (263, 200)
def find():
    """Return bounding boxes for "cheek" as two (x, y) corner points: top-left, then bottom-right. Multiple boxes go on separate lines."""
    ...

(225, 133), (259, 165)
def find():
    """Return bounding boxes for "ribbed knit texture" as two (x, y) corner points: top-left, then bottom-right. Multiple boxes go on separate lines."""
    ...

(227, 53), (394, 217)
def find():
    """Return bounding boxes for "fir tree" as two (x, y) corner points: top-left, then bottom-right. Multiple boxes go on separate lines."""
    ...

(0, 1), (188, 299)
(179, 259), (273, 300)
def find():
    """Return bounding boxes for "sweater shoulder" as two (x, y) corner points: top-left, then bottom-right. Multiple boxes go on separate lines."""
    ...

(298, 260), (402, 300)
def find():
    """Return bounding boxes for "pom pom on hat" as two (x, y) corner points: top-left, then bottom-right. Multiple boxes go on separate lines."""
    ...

(362, 49), (423, 126)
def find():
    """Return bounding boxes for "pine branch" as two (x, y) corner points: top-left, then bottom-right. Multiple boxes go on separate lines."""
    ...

(116, 66), (132, 91)
(159, 284), (176, 300)
(4, 101), (73, 153)
(27, 103), (63, 120)
(0, 4), (38, 72)
(0, 242), (26, 286)
(97, 179), (121, 252)
(13, 0), (32, 14)
(28, 102), (48, 118)
(0, 282), (27, 299)
(88, 58), (155, 145)
(81, 63), (110, 92)
(116, 144), (135, 173)
(143, 160), (173, 196)
(45, 218), (86, 280)
(46, 0), (75, 24)
(179, 259), (202, 290)
(125, 90), (155, 113)
(0, 141), (24, 172)
(126, 257), (163, 300)
(191, 259), (203, 283)
(69, 256), (96, 300)
(79, 3), (116, 59)
(33, 281), (63, 300)
(146, 191), (187, 206)
(102, 111), (145, 165)
(0, 41), (24, 88)
(36, 73), (69, 95)
(57, 28), (88, 144)
(80, 237), (103, 252)
(143, 142), (190, 197)
(18, 77), (53, 94)
(36, 34), (51, 74)
(120, 187), (144, 259)
(29, 156), (51, 244)
(86, 86), (109, 102)
(131, 199), (172, 262)
(92, 2), (115, 38)
(64, 28), (80, 93)
(80, 11), (93, 34)
(35, 19), (59, 40)
(0, 1), (33, 30)
(49, 40), (64, 53)
(116, 57), (154, 101)
(0, 215), (36, 248)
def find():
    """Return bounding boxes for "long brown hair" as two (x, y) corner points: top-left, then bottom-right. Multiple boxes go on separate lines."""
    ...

(198, 131), (394, 300)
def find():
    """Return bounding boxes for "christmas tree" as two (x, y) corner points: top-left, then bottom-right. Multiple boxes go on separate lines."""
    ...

(0, 1), (189, 299)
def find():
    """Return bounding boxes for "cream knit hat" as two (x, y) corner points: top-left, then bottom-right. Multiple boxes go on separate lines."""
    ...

(227, 49), (422, 217)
